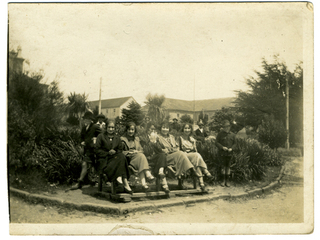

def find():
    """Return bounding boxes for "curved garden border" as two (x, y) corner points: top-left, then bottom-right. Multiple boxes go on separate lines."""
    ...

(9, 165), (285, 215)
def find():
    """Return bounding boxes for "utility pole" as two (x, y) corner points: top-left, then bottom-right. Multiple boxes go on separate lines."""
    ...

(286, 74), (290, 149)
(99, 77), (102, 114)
(193, 75), (196, 125)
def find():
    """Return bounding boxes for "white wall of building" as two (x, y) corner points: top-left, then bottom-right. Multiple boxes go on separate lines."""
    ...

(119, 97), (135, 118)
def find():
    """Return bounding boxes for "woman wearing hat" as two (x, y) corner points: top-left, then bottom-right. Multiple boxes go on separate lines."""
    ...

(179, 123), (213, 190)
(71, 111), (101, 190)
(215, 120), (237, 187)
(121, 122), (155, 192)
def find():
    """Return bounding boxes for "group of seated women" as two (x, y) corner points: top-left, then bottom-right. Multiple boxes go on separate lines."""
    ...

(94, 119), (213, 195)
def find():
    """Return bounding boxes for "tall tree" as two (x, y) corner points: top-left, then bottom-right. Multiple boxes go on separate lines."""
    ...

(121, 101), (144, 126)
(234, 56), (303, 145)
(144, 93), (166, 127)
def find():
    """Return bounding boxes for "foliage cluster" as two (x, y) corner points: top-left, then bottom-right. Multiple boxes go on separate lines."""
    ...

(199, 137), (282, 182)
(32, 133), (83, 184)
(210, 107), (245, 133)
(66, 92), (89, 126)
(198, 111), (209, 125)
(8, 72), (65, 169)
(120, 101), (145, 126)
(8, 70), (87, 185)
(258, 114), (287, 149)
(179, 114), (194, 125)
(235, 56), (303, 147)
(144, 93), (166, 128)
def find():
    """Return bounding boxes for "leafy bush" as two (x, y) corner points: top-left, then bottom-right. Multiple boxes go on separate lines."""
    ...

(8, 70), (85, 184)
(180, 114), (194, 125)
(200, 137), (282, 182)
(258, 114), (287, 149)
(33, 137), (83, 184)
(8, 71), (65, 169)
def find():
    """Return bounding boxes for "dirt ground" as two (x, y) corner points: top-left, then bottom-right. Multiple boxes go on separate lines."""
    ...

(9, 157), (304, 224)
(9, 183), (303, 224)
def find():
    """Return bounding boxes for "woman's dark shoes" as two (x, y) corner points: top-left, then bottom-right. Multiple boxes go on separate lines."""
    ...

(190, 168), (201, 178)
(225, 175), (230, 187)
(205, 172), (214, 180)
(200, 183), (206, 192)
(178, 183), (188, 190)
(115, 180), (124, 193)
(123, 187), (133, 195)
(220, 181), (225, 187)
(161, 185), (170, 194)
(146, 175), (155, 183)
(142, 185), (151, 192)
(70, 180), (83, 190)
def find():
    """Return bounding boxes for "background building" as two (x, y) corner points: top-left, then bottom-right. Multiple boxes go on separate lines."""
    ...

(142, 97), (235, 122)
(9, 47), (25, 74)
(88, 96), (137, 120)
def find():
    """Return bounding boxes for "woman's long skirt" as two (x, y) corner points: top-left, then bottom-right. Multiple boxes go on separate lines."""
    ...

(127, 153), (150, 174)
(98, 153), (130, 182)
(151, 152), (167, 176)
(185, 152), (208, 177)
(166, 151), (194, 177)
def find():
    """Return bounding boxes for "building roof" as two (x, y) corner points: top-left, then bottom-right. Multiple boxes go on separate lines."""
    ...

(88, 96), (135, 109)
(161, 97), (235, 112)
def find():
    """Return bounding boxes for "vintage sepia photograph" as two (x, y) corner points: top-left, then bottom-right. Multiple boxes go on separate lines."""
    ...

(6, 1), (313, 235)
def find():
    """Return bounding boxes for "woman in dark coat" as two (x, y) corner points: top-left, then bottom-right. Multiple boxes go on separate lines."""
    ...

(95, 120), (132, 194)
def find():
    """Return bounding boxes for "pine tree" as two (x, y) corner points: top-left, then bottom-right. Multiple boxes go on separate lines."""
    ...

(121, 101), (144, 126)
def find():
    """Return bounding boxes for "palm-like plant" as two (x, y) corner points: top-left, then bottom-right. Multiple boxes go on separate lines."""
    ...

(67, 92), (89, 126)
(144, 93), (166, 127)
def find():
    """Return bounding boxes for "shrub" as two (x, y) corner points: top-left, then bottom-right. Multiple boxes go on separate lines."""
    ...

(33, 137), (83, 184)
(258, 114), (287, 149)
(180, 114), (194, 125)
(8, 71), (65, 169)
(201, 137), (282, 182)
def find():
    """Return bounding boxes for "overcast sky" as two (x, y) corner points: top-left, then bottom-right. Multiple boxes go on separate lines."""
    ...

(9, 3), (305, 105)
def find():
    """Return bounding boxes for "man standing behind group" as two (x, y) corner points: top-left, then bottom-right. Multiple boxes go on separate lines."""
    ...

(171, 118), (180, 132)
(71, 111), (101, 190)
(194, 120), (208, 143)
(141, 116), (151, 129)
(96, 114), (106, 130)
(215, 120), (236, 187)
